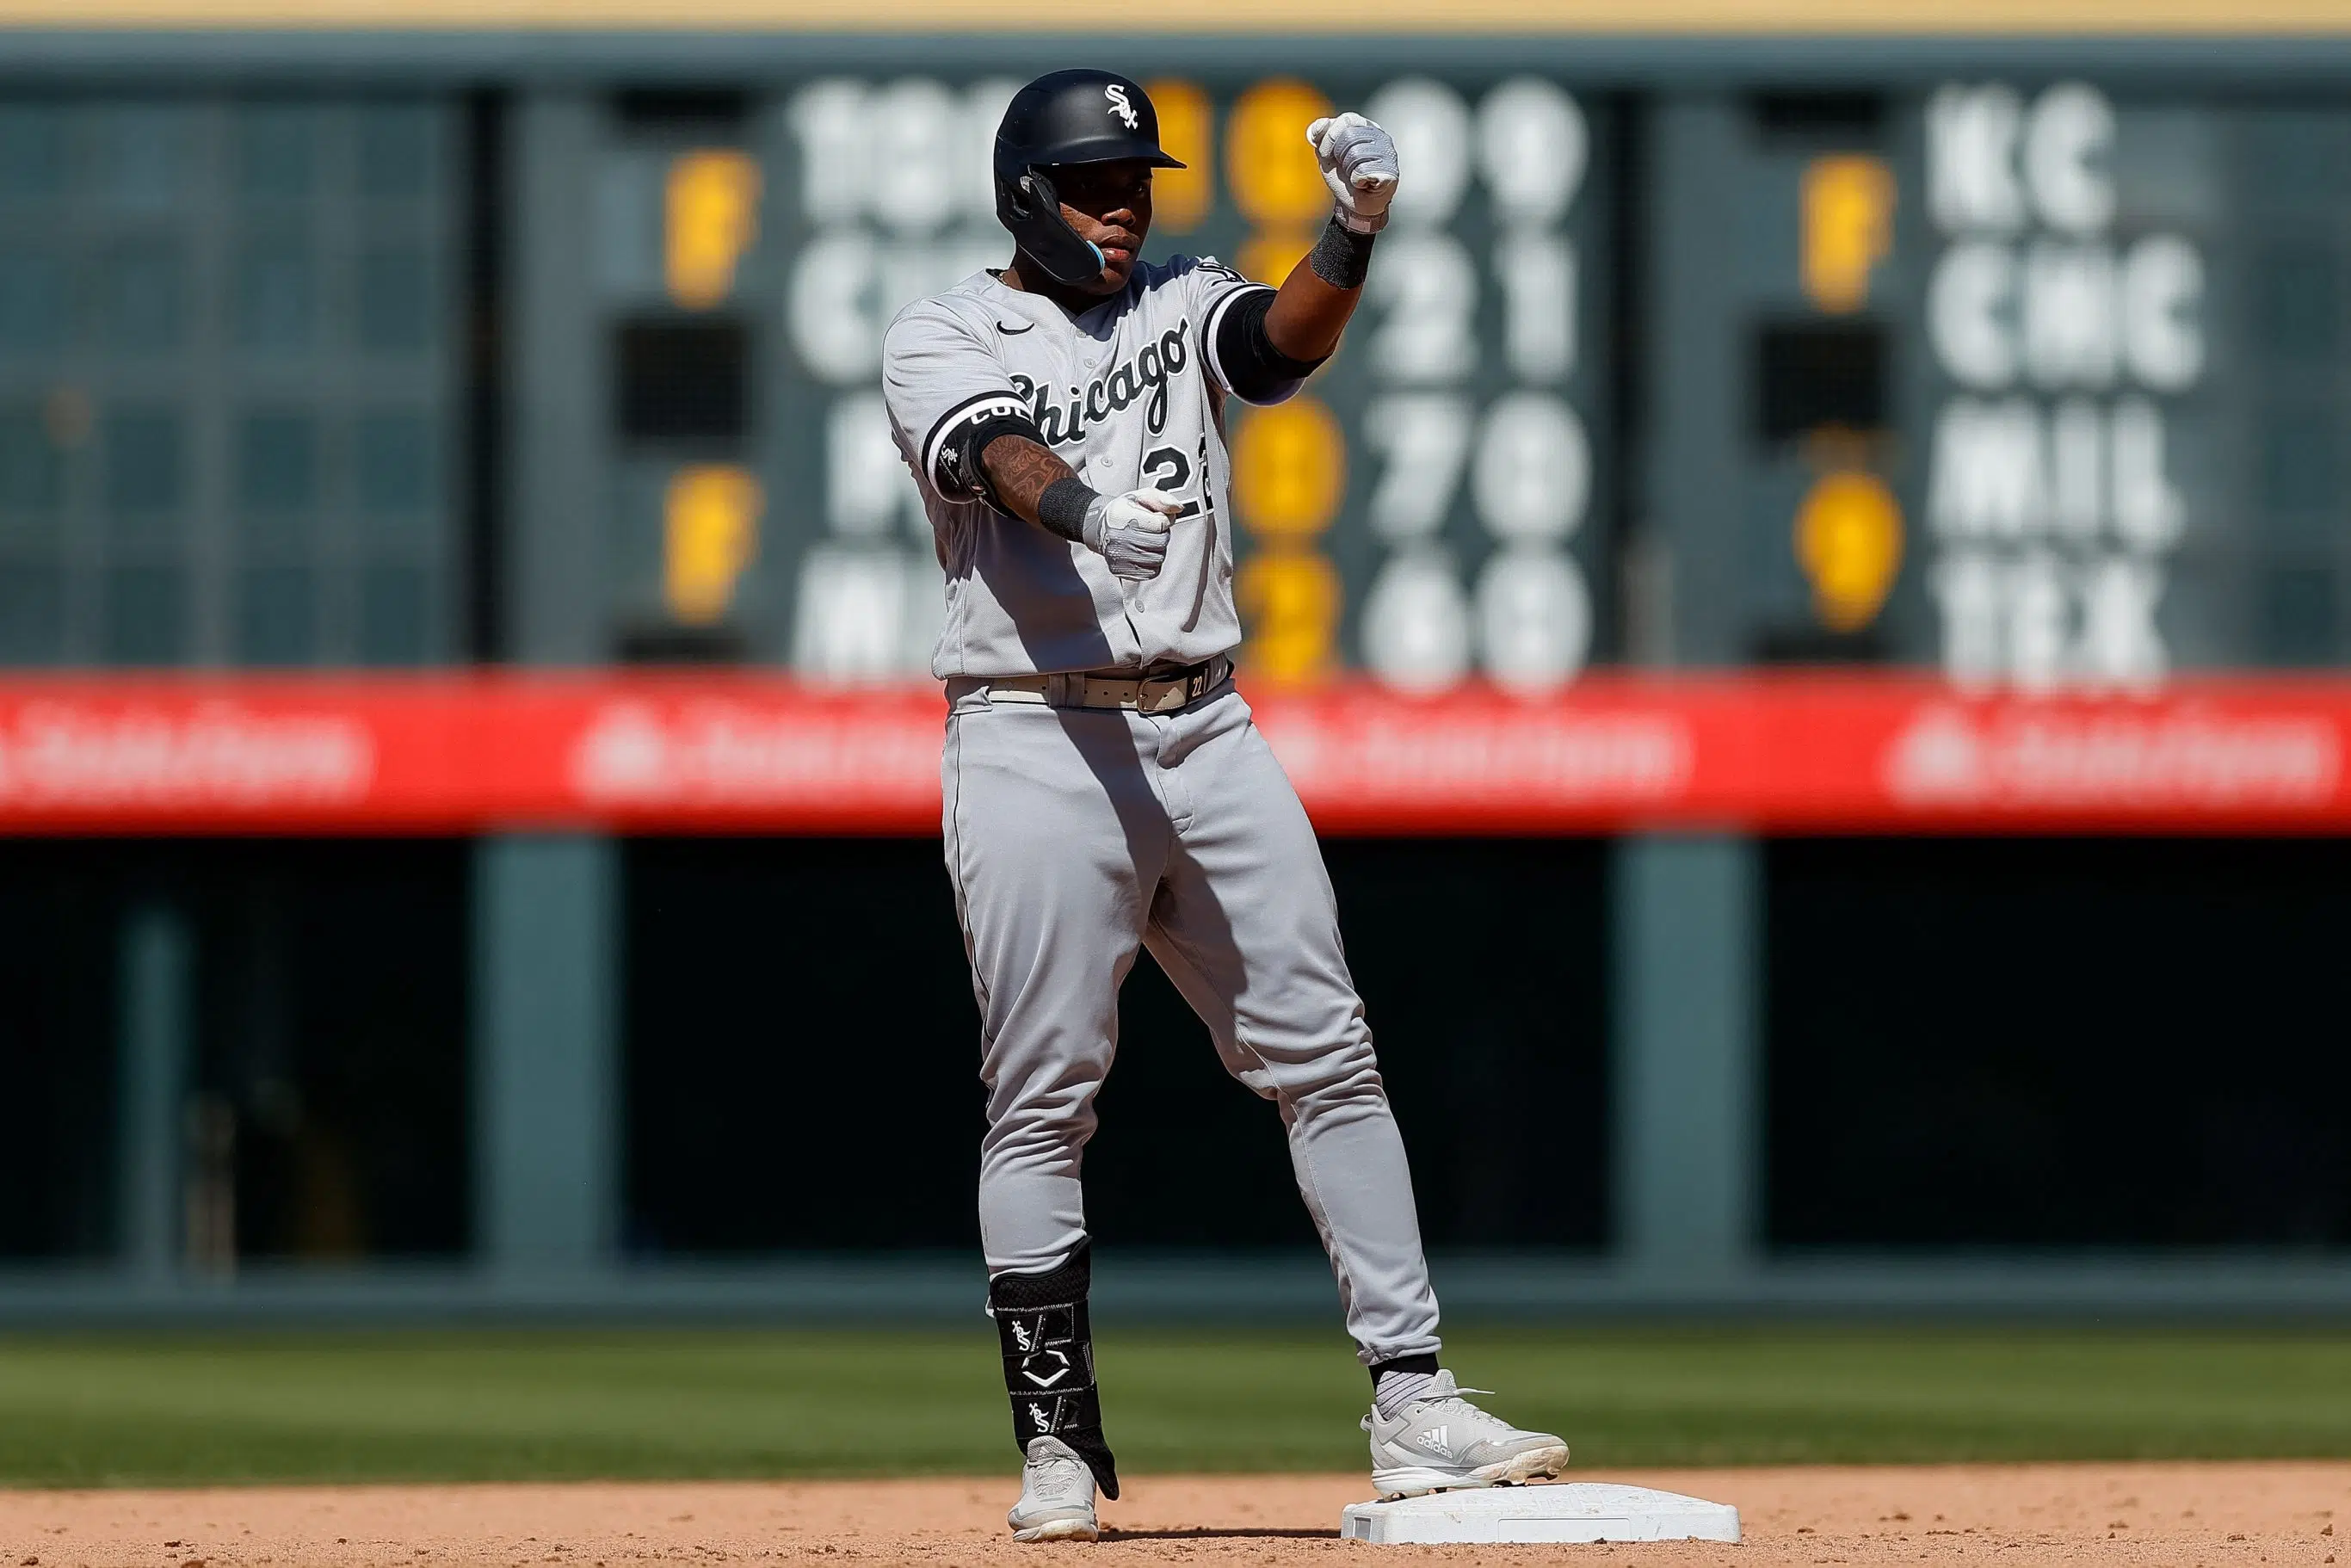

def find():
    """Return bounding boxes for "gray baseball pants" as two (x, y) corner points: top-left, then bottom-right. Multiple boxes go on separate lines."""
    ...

(941, 677), (1443, 1367)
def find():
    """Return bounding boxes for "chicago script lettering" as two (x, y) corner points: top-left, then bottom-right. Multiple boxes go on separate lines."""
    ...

(1009, 323), (1191, 445)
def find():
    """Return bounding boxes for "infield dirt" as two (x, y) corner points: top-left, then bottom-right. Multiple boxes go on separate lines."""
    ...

(4, 1463), (2343, 1567)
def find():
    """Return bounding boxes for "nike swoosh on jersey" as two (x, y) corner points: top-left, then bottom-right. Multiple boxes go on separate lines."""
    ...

(997, 321), (1035, 334)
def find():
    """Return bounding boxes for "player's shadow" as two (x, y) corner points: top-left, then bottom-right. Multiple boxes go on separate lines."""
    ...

(1101, 1528), (1333, 1540)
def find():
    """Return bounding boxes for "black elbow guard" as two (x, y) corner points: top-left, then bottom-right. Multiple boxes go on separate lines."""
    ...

(927, 393), (1044, 509)
(1211, 287), (1326, 404)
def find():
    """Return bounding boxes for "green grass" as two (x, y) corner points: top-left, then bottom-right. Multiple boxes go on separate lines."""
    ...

(2, 1324), (2350, 1487)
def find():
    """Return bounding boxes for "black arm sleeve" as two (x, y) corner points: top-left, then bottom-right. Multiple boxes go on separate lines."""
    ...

(1212, 288), (1327, 404)
(935, 405), (1045, 509)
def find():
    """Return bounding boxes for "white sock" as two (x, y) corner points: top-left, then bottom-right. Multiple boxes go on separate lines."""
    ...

(1373, 1367), (1439, 1419)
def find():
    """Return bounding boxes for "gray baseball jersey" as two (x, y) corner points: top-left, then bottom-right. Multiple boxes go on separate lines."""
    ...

(892, 252), (1445, 1369)
(881, 256), (1287, 680)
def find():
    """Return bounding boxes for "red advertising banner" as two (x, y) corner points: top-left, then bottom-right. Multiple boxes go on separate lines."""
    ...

(0, 671), (2346, 836)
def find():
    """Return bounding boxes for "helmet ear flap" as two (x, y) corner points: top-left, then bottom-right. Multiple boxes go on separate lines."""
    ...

(1018, 169), (1057, 219)
(996, 164), (1106, 287)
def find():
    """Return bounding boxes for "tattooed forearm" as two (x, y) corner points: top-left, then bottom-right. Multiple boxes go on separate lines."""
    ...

(981, 435), (1087, 540)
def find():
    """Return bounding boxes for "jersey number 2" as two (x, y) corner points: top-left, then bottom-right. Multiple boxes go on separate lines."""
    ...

(1142, 446), (1203, 520)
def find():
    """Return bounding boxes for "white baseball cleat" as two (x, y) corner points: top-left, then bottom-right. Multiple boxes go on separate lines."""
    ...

(1007, 1435), (1100, 1542)
(1362, 1371), (1570, 1499)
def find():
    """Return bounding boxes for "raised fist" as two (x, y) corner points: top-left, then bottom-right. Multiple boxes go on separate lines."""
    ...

(1083, 489), (1182, 581)
(1306, 113), (1399, 235)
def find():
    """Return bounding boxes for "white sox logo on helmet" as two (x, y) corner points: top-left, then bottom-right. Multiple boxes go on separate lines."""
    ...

(1104, 84), (1138, 129)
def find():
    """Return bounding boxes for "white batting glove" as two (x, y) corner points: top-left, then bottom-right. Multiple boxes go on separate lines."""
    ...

(1082, 489), (1182, 581)
(1306, 112), (1399, 234)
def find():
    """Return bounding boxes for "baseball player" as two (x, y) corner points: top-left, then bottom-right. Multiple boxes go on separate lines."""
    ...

(881, 68), (1569, 1542)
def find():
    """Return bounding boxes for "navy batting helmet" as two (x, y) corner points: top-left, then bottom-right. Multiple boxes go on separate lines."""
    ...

(994, 69), (1185, 287)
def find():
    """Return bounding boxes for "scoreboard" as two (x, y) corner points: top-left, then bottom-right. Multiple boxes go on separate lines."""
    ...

(590, 72), (1613, 694)
(0, 60), (2342, 697)
(1636, 81), (2349, 692)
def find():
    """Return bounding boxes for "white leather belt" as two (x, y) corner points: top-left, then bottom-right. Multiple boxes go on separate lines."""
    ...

(979, 656), (1231, 714)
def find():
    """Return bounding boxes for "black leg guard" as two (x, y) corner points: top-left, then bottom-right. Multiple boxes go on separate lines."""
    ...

(989, 1240), (1119, 1501)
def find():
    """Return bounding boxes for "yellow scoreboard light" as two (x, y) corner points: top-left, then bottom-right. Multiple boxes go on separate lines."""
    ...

(1226, 78), (1333, 230)
(1237, 550), (1342, 686)
(1145, 77), (1214, 232)
(666, 147), (762, 311)
(1801, 153), (1895, 316)
(1233, 396), (1347, 682)
(1233, 397), (1346, 540)
(1794, 467), (1904, 633)
(664, 463), (764, 625)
